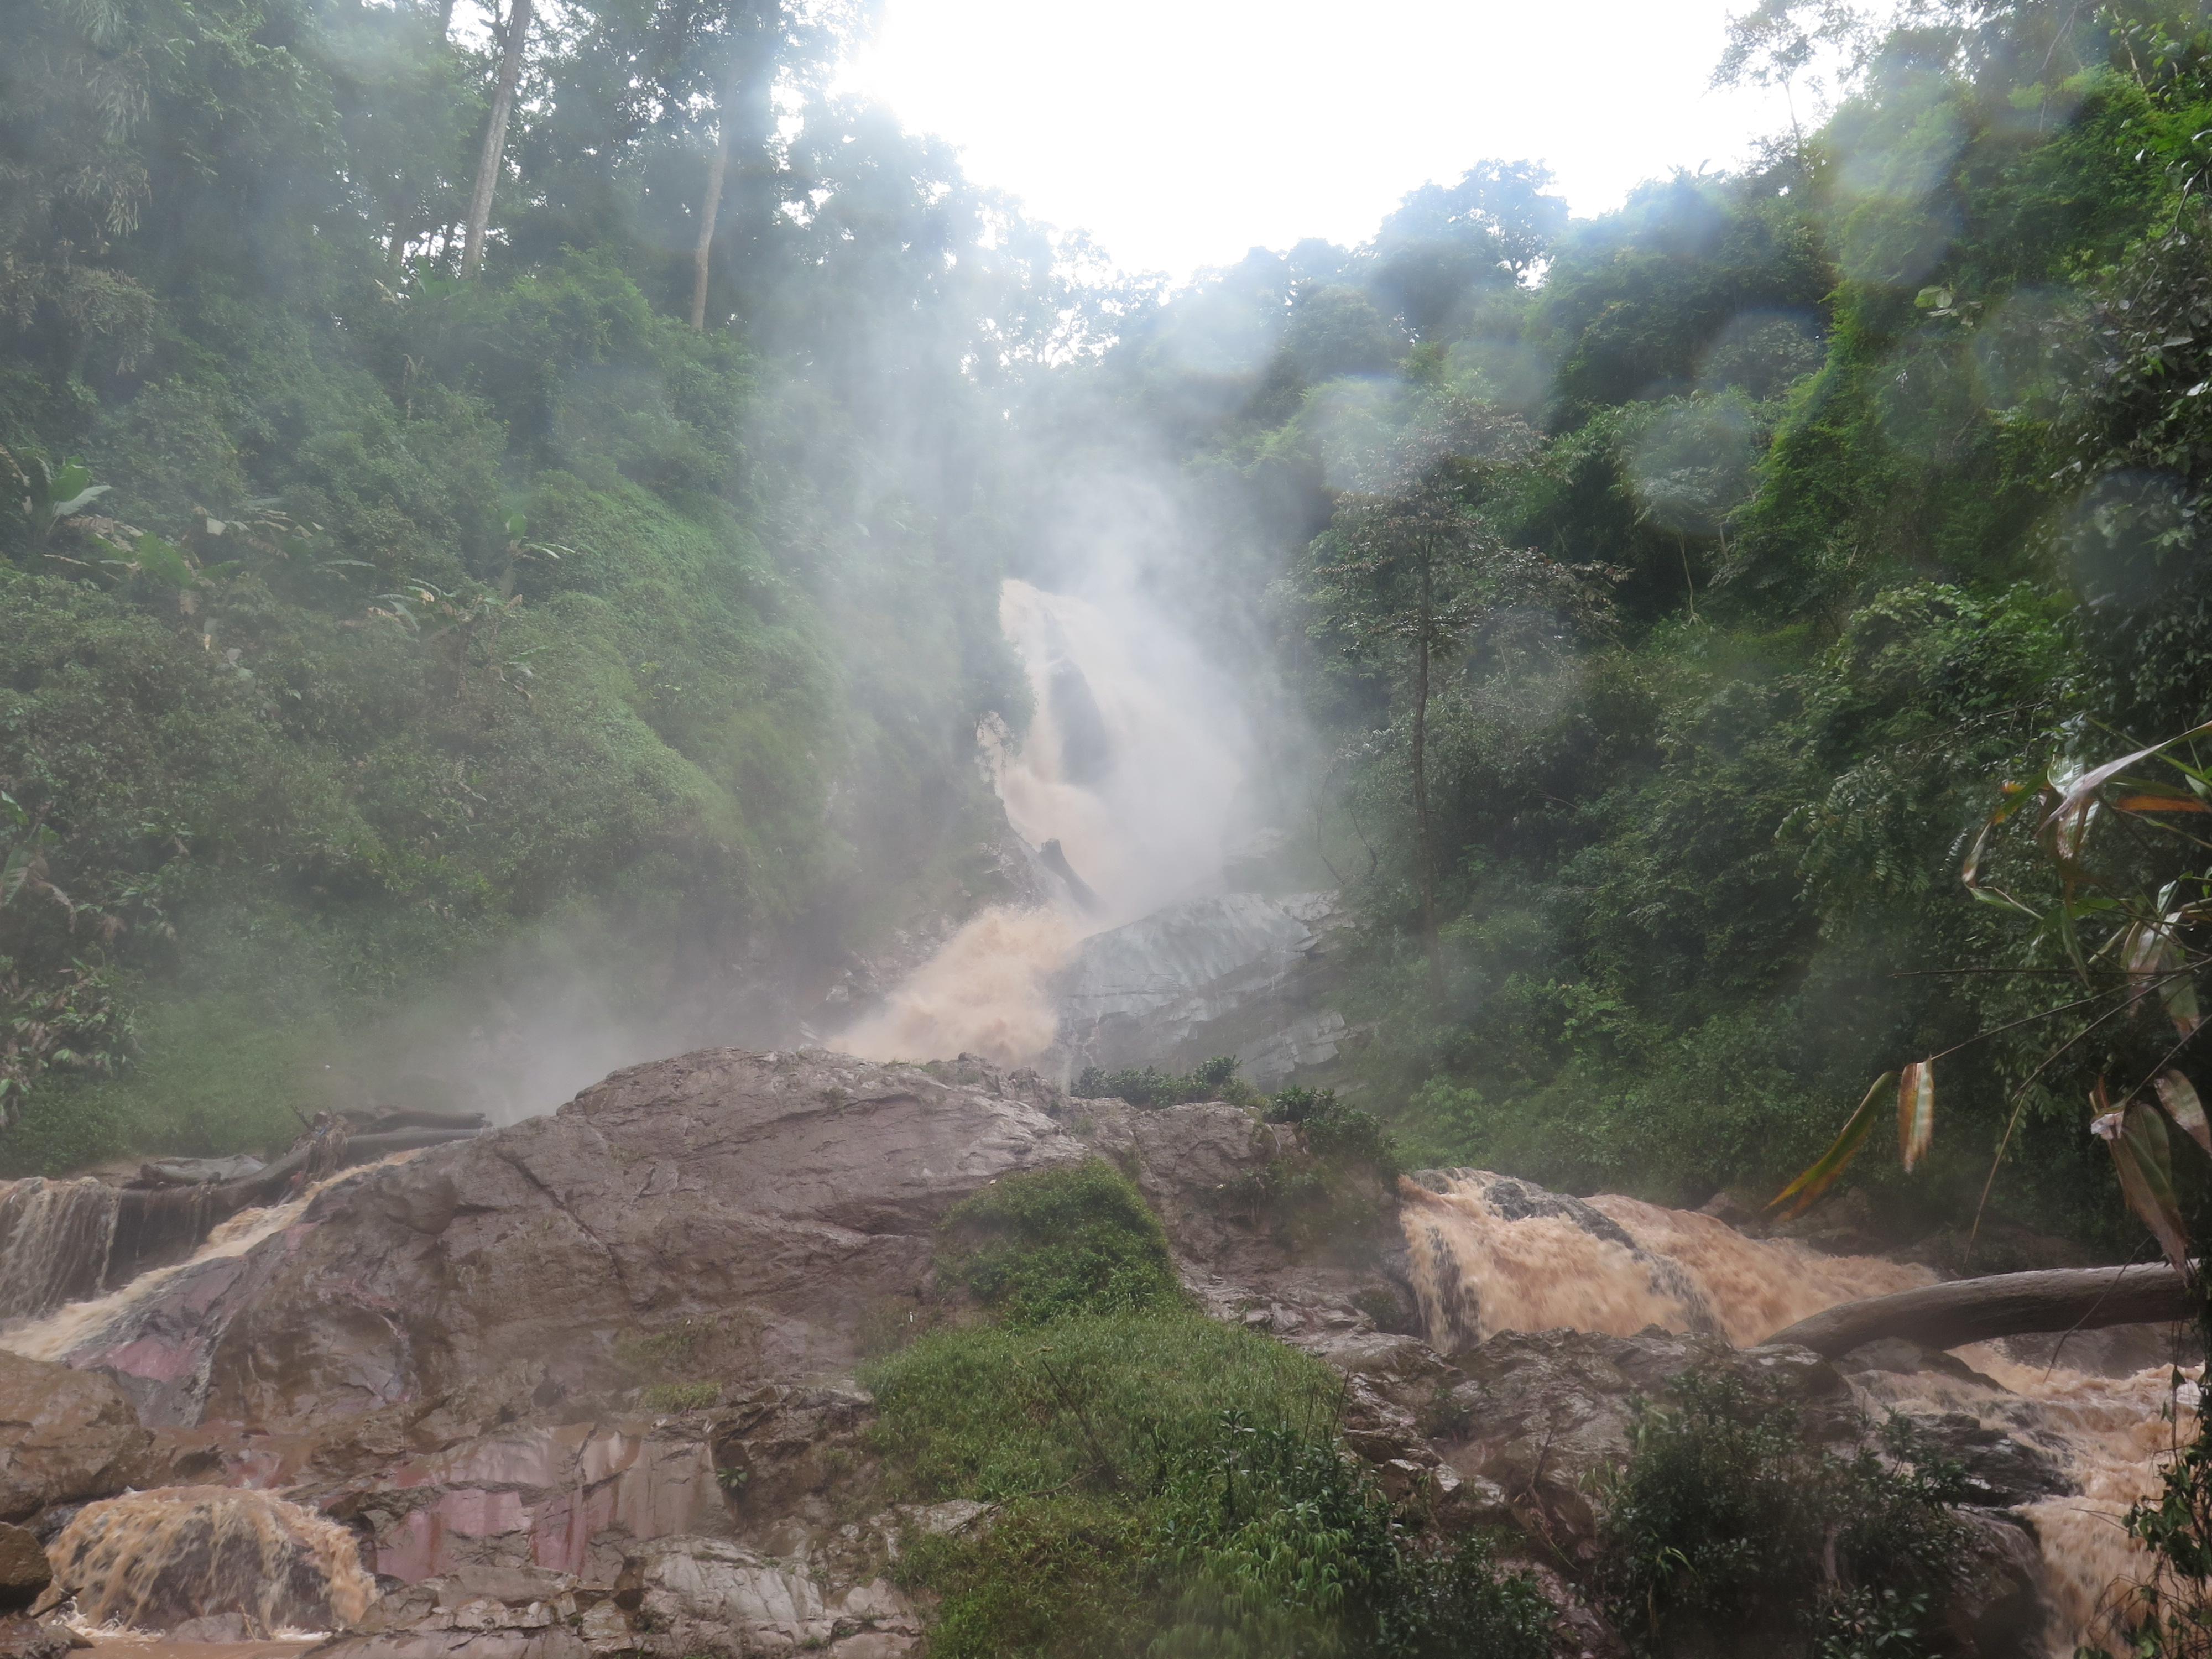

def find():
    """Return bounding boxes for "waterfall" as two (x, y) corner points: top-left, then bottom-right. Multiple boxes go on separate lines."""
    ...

(838, 577), (1245, 1068)
(0, 1178), (120, 1322)
(1397, 1168), (1930, 1350)
(1400, 1168), (2197, 1658)
(0, 1175), (259, 1328)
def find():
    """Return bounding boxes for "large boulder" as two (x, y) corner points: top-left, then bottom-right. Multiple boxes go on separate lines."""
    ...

(1050, 892), (1348, 1086)
(0, 1350), (150, 1522)
(623, 1533), (921, 1658)
(42, 1050), (1091, 1433)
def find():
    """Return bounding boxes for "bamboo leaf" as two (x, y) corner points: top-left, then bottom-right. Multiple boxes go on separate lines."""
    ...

(1897, 1061), (1935, 1173)
(2044, 719), (2212, 862)
(2163, 971), (2204, 1038)
(1769, 1073), (1894, 1216)
(2118, 794), (2212, 813)
(2109, 1100), (2192, 1271)
(2156, 1070), (2211, 1157)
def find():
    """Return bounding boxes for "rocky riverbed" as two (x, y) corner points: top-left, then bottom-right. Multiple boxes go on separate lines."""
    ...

(0, 1048), (2178, 1657)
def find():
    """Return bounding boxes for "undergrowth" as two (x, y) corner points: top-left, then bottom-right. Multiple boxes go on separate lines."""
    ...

(863, 1164), (1553, 1658)
(1073, 1055), (1264, 1109)
(1597, 1375), (1970, 1658)
(937, 1161), (1185, 1327)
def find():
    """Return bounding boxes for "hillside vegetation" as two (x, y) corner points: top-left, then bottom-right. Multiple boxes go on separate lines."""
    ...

(3, 0), (2210, 1265)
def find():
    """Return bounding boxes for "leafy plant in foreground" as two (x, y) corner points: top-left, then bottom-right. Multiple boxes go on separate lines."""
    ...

(1598, 1375), (1967, 1658)
(1774, 720), (2212, 1259)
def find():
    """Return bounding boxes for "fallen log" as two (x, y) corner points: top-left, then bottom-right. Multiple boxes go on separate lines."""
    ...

(1763, 1261), (2198, 1357)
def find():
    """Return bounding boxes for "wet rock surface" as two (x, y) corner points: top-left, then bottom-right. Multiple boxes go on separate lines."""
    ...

(0, 1618), (72, 1659)
(0, 1527), (49, 1614)
(1048, 891), (1349, 1087)
(44, 1050), (1091, 1433)
(0, 1053), (2135, 1657)
(0, 1354), (151, 1524)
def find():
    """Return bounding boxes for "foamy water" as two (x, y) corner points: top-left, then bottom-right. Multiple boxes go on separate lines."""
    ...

(1859, 1344), (2198, 1656)
(840, 578), (1245, 1068)
(1400, 1168), (2199, 1656)
(51, 1487), (374, 1632)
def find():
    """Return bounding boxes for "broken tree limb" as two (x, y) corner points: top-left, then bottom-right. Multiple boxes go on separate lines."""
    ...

(1762, 1260), (2199, 1357)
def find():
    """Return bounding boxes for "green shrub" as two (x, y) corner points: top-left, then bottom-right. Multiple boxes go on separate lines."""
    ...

(865, 1314), (1551, 1659)
(863, 1312), (1338, 1501)
(1269, 1085), (1401, 1178)
(937, 1162), (1185, 1327)
(1598, 1375), (1968, 1657)
(1072, 1055), (1262, 1109)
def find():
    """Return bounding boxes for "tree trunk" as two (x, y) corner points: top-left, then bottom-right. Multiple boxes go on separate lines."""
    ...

(1761, 1261), (2197, 1357)
(434, 0), (456, 39)
(690, 115), (733, 330)
(1411, 565), (1443, 1004)
(461, 0), (533, 280)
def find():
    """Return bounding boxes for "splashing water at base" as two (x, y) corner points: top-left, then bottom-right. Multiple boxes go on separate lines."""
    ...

(838, 906), (1078, 1068)
(838, 577), (1246, 1068)
(50, 1487), (374, 1634)
(1400, 1168), (2198, 1656)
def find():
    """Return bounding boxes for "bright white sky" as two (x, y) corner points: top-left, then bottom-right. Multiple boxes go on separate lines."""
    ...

(838, 0), (1820, 284)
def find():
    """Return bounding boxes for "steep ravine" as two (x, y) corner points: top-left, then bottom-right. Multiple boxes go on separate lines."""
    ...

(0, 1048), (2193, 1657)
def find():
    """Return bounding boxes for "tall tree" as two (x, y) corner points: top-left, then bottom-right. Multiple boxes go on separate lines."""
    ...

(688, 3), (781, 330)
(1300, 401), (1546, 1001)
(461, 0), (533, 279)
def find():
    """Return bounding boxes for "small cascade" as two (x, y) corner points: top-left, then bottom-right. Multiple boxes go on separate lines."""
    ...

(1397, 1168), (1928, 1350)
(1, 1155), (422, 1428)
(49, 1486), (375, 1634)
(0, 1175), (259, 1328)
(1859, 1349), (2195, 1658)
(0, 1177), (121, 1321)
(1399, 1166), (2198, 1658)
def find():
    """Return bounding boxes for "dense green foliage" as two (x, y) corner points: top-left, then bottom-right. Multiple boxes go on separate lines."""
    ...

(1597, 1377), (1969, 1658)
(0, 0), (1097, 1168)
(1046, 0), (2212, 1250)
(8, 0), (2211, 1257)
(864, 1186), (1551, 1659)
(936, 1162), (1185, 1327)
(1072, 1055), (1261, 1109)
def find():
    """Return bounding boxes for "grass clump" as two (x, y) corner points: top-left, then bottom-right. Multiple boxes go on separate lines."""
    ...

(864, 1164), (1553, 1659)
(938, 1161), (1184, 1327)
(867, 1317), (1551, 1659)
(1598, 1375), (1969, 1658)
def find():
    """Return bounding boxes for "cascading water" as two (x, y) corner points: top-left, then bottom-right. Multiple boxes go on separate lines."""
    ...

(0, 1178), (121, 1322)
(0, 1175), (247, 1325)
(838, 577), (1245, 1068)
(1401, 1168), (2195, 1657)
(50, 1486), (375, 1634)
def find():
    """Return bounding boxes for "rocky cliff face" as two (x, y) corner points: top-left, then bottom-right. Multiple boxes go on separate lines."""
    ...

(1048, 892), (1350, 1086)
(0, 1048), (2057, 1658)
